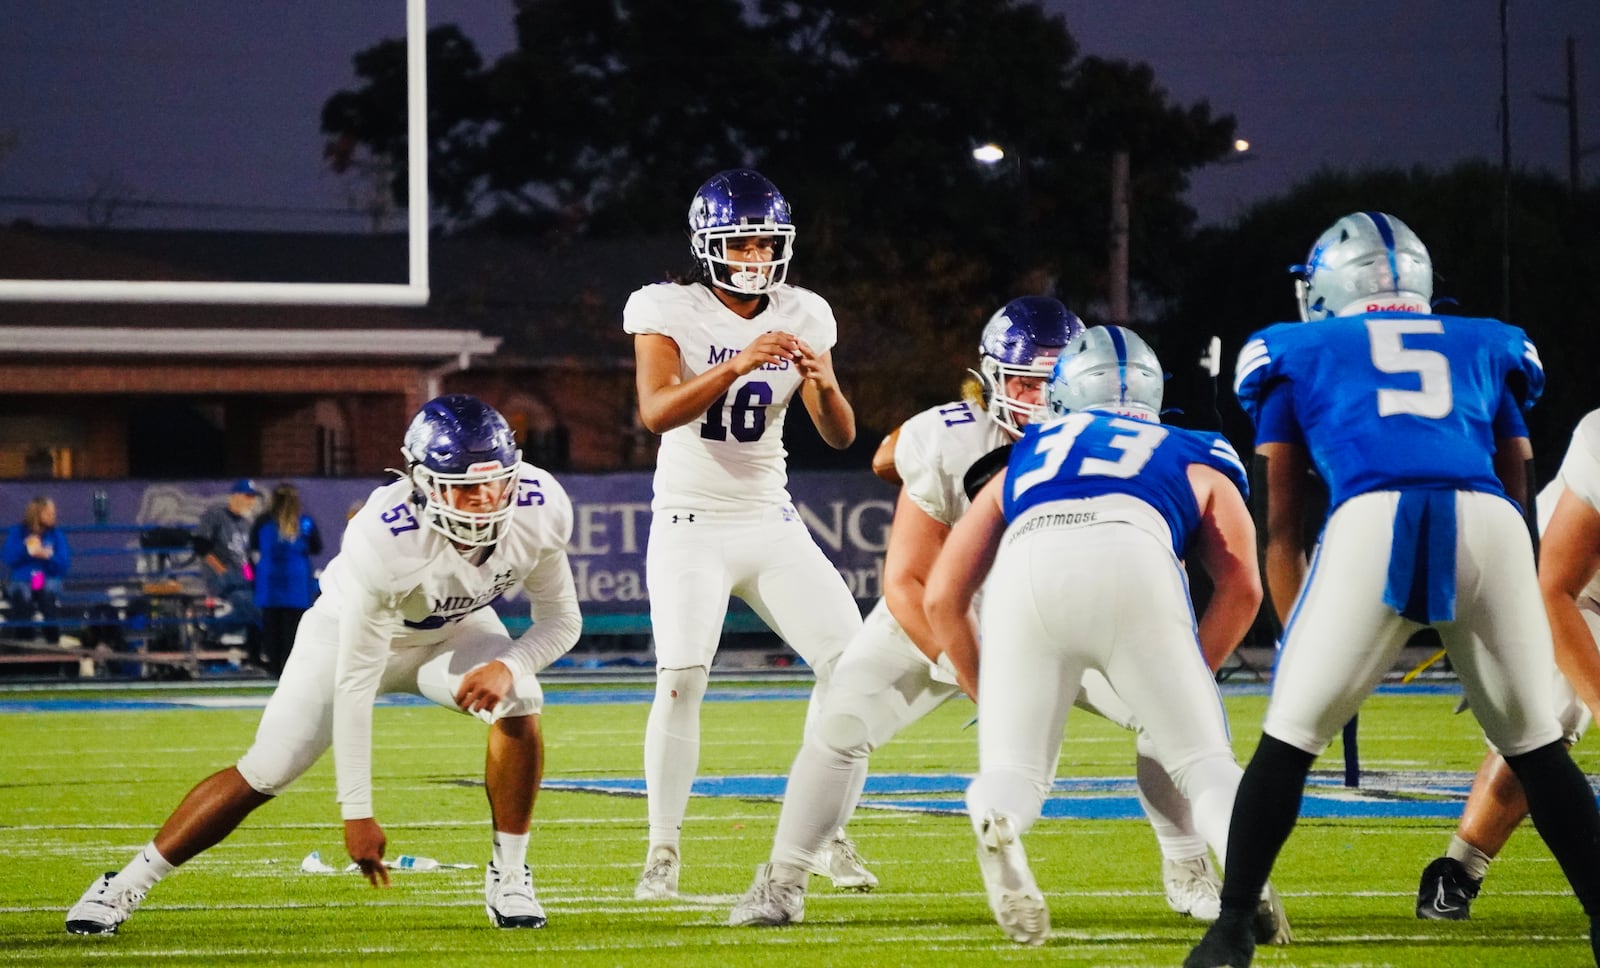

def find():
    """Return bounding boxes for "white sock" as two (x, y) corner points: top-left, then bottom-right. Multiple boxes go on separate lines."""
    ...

(113, 842), (175, 894)
(1135, 750), (1208, 861)
(769, 740), (865, 872)
(966, 769), (1046, 836)
(644, 667), (708, 849)
(1447, 834), (1493, 881)
(493, 831), (529, 872)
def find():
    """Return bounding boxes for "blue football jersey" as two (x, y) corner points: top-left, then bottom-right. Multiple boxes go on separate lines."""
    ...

(1234, 313), (1543, 511)
(1003, 412), (1248, 557)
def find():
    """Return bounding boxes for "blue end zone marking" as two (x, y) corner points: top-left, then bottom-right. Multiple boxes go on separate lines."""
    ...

(540, 771), (1482, 820)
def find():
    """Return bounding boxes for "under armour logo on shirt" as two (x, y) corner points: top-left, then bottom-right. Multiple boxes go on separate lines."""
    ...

(671, 513), (695, 524)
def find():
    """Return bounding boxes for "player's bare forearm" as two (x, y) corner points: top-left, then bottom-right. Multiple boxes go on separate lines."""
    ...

(1196, 581), (1261, 671)
(799, 348), (855, 448)
(1547, 593), (1600, 724)
(1263, 540), (1306, 628)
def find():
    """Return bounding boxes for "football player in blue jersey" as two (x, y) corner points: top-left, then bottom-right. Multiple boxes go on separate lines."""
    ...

(1185, 213), (1600, 968)
(923, 326), (1287, 946)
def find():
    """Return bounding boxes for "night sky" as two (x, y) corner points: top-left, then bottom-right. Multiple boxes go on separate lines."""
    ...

(0, 0), (1594, 234)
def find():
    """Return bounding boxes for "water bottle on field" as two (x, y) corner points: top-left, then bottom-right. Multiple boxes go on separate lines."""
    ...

(392, 855), (440, 871)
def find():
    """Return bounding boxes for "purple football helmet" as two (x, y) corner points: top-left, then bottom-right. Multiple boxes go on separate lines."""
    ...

(976, 296), (1086, 435)
(688, 169), (796, 294)
(401, 394), (521, 547)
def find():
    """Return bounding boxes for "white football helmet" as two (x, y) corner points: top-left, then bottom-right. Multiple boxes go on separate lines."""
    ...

(1294, 211), (1433, 320)
(1046, 325), (1164, 423)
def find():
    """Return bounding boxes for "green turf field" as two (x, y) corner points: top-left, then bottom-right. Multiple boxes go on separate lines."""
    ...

(2, 681), (1594, 966)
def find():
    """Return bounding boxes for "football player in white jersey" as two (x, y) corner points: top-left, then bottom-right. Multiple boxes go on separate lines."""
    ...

(67, 396), (582, 935)
(1414, 408), (1600, 920)
(926, 327), (1286, 946)
(728, 300), (1236, 926)
(624, 169), (866, 899)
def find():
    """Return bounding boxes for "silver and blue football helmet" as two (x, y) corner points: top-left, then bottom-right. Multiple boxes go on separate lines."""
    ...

(1046, 325), (1164, 423)
(1294, 211), (1433, 321)
(688, 169), (795, 295)
(976, 295), (1086, 435)
(401, 394), (521, 548)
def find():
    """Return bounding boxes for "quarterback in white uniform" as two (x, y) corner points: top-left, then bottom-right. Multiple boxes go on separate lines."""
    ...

(67, 396), (582, 936)
(1415, 408), (1600, 919)
(729, 300), (1232, 927)
(626, 169), (865, 899)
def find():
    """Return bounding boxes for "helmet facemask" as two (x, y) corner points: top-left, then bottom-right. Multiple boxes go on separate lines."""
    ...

(405, 455), (519, 549)
(693, 223), (796, 295)
(977, 353), (1059, 437)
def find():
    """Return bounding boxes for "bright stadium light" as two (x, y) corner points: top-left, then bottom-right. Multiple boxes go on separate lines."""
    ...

(972, 143), (1007, 165)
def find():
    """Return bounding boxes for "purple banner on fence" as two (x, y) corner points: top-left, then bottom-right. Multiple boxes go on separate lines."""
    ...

(0, 472), (895, 616)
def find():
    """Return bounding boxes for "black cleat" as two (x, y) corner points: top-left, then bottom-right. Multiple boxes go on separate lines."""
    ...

(1416, 856), (1480, 920)
(1184, 912), (1256, 968)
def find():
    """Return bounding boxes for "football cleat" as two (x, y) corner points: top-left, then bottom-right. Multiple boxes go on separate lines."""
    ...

(1254, 881), (1293, 944)
(634, 844), (681, 900)
(974, 810), (1050, 945)
(66, 872), (144, 936)
(1184, 911), (1256, 968)
(728, 863), (806, 927)
(1416, 856), (1480, 921)
(484, 862), (546, 929)
(1164, 855), (1222, 921)
(809, 830), (879, 892)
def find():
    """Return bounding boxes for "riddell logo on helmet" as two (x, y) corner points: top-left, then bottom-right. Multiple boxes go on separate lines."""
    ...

(1367, 301), (1416, 313)
(467, 461), (504, 473)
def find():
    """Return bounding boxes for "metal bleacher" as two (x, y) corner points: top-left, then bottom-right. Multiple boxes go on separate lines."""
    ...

(0, 523), (249, 680)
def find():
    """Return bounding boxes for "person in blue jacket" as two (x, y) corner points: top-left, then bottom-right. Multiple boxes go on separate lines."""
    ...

(3, 495), (71, 644)
(249, 483), (322, 677)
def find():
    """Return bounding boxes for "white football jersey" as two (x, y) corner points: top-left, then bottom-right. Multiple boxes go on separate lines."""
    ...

(1546, 408), (1600, 608)
(623, 281), (839, 513)
(315, 466), (578, 678)
(895, 398), (1014, 526)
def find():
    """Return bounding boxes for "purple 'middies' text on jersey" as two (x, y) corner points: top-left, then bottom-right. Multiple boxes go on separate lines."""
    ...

(1002, 412), (1248, 557)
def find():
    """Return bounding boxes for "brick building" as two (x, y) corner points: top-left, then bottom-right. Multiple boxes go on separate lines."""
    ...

(0, 225), (691, 480)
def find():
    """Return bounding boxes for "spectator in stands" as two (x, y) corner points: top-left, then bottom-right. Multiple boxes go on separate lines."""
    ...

(195, 480), (261, 658)
(3, 495), (71, 644)
(249, 483), (323, 678)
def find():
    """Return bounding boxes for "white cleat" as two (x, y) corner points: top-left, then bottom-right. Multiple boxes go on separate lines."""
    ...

(66, 872), (144, 936)
(809, 829), (879, 892)
(484, 862), (547, 928)
(1164, 855), (1222, 921)
(728, 863), (806, 927)
(634, 844), (681, 900)
(974, 810), (1049, 945)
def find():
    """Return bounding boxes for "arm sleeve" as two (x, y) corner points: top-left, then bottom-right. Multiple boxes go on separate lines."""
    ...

(306, 517), (324, 556)
(48, 530), (70, 577)
(501, 550), (584, 678)
(192, 509), (219, 557)
(1, 527), (24, 571)
(329, 530), (405, 821)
